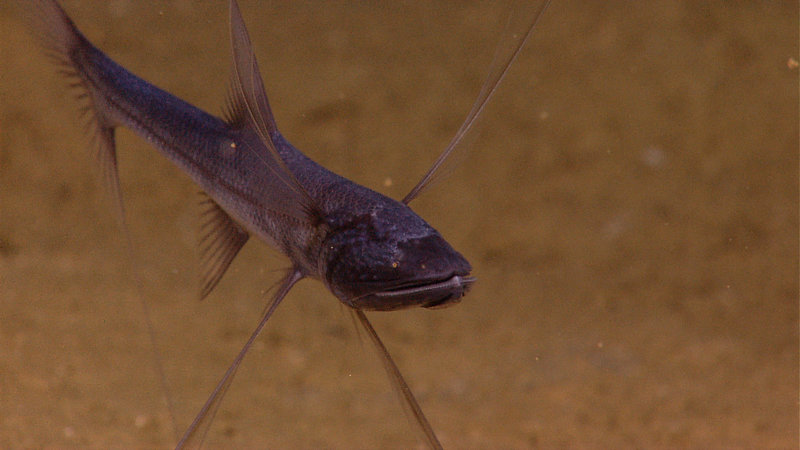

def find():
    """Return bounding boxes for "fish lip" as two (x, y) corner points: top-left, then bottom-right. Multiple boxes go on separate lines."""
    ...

(374, 274), (476, 298)
(350, 273), (476, 311)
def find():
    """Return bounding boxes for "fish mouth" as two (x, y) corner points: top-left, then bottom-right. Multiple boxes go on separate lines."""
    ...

(349, 274), (476, 311)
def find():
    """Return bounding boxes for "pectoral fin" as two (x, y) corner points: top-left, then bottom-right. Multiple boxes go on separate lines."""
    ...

(198, 193), (250, 299)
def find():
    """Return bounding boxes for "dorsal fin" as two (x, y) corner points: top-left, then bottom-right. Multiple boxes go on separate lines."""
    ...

(224, 0), (318, 221)
(197, 192), (250, 299)
(224, 0), (278, 136)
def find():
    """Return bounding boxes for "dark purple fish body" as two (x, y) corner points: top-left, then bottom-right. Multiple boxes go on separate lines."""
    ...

(31, 0), (473, 311)
(23, 0), (550, 447)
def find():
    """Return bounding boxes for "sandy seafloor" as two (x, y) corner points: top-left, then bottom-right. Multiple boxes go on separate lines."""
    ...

(1, 1), (797, 448)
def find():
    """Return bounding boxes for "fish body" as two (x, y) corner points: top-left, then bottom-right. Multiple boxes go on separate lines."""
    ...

(27, 0), (473, 311)
(22, 0), (550, 446)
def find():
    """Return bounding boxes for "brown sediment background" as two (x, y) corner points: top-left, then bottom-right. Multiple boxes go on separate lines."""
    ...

(1, 1), (797, 448)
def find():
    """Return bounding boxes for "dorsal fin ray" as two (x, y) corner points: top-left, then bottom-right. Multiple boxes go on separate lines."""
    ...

(225, 0), (318, 221)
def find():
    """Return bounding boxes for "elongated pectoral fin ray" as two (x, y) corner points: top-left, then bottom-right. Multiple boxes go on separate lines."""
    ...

(402, 0), (552, 204)
(224, 0), (318, 222)
(197, 193), (250, 300)
(353, 309), (443, 450)
(177, 268), (303, 449)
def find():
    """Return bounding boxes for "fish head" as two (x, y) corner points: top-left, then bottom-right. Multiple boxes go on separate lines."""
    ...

(320, 206), (474, 311)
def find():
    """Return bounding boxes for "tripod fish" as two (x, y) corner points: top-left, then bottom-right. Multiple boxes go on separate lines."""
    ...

(22, 0), (551, 447)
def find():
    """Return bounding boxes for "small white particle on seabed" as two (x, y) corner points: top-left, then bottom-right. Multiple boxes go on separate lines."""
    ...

(135, 414), (149, 428)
